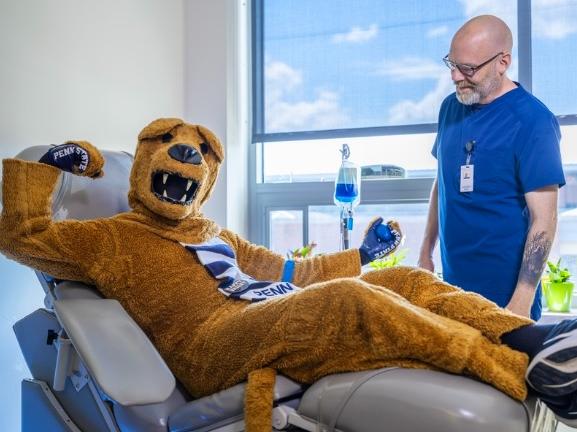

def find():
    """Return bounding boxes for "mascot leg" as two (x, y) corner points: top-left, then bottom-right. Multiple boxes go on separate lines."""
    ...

(360, 266), (533, 343)
(276, 279), (528, 401)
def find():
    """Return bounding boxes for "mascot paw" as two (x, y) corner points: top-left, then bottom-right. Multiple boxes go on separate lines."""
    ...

(39, 141), (104, 178)
(359, 217), (403, 265)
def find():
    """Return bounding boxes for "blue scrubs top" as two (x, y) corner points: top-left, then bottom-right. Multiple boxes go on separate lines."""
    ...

(432, 84), (565, 320)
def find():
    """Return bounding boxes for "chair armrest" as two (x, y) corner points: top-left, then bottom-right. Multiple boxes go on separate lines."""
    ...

(54, 297), (175, 406)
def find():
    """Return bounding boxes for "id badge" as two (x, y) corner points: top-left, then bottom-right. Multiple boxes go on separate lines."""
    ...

(460, 165), (474, 192)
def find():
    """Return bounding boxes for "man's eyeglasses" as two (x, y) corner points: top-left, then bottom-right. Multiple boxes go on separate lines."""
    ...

(443, 52), (504, 77)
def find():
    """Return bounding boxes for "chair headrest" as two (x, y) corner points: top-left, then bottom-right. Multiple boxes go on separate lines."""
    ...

(10, 145), (133, 220)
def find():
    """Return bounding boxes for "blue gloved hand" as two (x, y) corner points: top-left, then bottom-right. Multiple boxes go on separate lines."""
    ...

(358, 217), (403, 265)
(38, 141), (103, 178)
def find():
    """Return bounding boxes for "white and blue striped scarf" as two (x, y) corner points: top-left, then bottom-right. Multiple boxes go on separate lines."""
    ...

(182, 238), (300, 302)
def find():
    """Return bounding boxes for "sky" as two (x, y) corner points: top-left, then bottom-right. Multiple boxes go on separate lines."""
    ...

(261, 0), (577, 179)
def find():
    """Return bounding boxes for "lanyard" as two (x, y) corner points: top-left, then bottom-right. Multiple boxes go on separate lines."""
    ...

(465, 140), (475, 165)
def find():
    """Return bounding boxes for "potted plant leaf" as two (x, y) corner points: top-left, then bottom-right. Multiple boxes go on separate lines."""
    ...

(287, 242), (318, 260)
(543, 258), (574, 312)
(368, 248), (408, 270)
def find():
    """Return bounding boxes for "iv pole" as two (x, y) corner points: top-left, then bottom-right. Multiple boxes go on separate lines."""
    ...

(334, 144), (360, 250)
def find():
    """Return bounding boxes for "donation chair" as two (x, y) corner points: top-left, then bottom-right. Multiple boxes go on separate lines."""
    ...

(5, 146), (557, 432)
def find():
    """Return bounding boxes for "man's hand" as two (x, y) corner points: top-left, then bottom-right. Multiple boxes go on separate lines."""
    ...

(505, 297), (532, 318)
(505, 283), (535, 318)
(418, 254), (435, 272)
(359, 217), (403, 265)
(39, 141), (103, 178)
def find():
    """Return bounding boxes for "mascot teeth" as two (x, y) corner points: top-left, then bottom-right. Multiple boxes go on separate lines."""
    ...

(152, 171), (199, 205)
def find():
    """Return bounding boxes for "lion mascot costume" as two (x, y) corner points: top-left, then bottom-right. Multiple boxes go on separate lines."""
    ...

(0, 118), (533, 431)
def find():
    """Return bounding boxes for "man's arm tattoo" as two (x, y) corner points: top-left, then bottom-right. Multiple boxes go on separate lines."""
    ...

(518, 231), (552, 287)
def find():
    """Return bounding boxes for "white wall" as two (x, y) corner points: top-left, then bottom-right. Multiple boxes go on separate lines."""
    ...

(184, 1), (228, 227)
(0, 0), (185, 161)
(184, 0), (249, 232)
(0, 1), (185, 430)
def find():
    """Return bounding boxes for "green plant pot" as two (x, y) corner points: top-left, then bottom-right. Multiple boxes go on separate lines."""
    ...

(543, 281), (574, 312)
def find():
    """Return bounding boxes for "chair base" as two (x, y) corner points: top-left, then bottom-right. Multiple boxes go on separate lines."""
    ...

(22, 379), (81, 432)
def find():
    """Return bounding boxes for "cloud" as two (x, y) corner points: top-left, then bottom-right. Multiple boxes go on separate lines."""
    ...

(532, 0), (577, 39)
(265, 60), (348, 132)
(387, 74), (455, 124)
(427, 25), (448, 38)
(332, 24), (378, 44)
(376, 57), (446, 81)
(265, 60), (303, 103)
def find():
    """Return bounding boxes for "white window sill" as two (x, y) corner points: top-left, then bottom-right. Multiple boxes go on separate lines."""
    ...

(538, 309), (577, 324)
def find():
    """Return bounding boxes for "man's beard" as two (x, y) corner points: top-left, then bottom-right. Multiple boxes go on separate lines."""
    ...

(455, 75), (500, 105)
(456, 85), (481, 105)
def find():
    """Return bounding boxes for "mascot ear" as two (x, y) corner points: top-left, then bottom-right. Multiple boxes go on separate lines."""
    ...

(196, 125), (224, 162)
(138, 118), (184, 141)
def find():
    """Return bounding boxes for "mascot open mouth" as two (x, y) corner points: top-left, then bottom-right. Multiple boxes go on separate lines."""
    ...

(152, 171), (199, 205)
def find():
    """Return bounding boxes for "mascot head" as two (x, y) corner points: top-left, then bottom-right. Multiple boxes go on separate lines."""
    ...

(128, 118), (224, 220)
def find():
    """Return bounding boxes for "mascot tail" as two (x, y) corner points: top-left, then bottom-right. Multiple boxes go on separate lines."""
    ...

(245, 368), (276, 432)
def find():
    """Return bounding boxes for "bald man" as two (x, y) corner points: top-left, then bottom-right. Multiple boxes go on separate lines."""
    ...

(418, 15), (565, 320)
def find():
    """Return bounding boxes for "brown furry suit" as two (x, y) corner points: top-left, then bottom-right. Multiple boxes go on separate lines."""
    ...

(0, 118), (534, 431)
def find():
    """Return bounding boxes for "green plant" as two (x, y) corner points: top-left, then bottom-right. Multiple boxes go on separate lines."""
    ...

(545, 258), (572, 283)
(287, 242), (317, 260)
(368, 248), (408, 270)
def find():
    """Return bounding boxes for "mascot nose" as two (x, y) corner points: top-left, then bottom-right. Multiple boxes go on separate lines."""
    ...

(168, 144), (202, 165)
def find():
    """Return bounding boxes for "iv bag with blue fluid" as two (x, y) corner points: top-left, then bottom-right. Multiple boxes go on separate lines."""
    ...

(334, 144), (360, 208)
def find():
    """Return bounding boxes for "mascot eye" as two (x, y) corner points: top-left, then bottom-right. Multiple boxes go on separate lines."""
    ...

(200, 142), (209, 154)
(161, 133), (173, 143)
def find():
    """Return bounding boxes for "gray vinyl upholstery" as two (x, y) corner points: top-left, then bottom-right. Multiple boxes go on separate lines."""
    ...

(54, 298), (176, 406)
(12, 144), (132, 221)
(298, 368), (532, 432)
(54, 280), (104, 300)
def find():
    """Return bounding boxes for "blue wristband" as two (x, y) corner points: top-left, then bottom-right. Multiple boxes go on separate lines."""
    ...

(282, 260), (295, 282)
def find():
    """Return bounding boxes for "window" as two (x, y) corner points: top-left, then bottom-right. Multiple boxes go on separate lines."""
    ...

(251, 1), (577, 276)
(268, 203), (443, 267)
(530, 0), (577, 279)
(531, 1), (577, 119)
(558, 125), (577, 279)
(261, 133), (437, 183)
